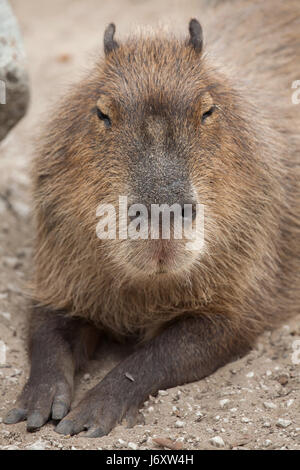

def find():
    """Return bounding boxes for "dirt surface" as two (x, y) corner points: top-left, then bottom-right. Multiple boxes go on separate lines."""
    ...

(0, 0), (299, 451)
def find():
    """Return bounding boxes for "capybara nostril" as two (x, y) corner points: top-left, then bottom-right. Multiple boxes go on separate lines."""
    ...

(181, 202), (197, 222)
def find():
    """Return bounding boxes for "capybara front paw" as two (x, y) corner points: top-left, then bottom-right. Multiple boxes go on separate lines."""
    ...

(55, 388), (143, 437)
(4, 375), (72, 432)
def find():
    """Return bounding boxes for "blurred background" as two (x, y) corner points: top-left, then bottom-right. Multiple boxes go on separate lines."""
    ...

(10, 0), (209, 124)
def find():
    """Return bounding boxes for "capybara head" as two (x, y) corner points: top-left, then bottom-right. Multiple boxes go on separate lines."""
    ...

(37, 19), (275, 285)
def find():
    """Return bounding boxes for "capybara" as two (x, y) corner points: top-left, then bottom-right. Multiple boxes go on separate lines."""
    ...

(5, 0), (300, 437)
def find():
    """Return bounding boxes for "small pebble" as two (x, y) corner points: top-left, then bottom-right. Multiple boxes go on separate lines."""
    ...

(175, 420), (185, 428)
(210, 436), (225, 448)
(25, 440), (48, 450)
(277, 375), (288, 386)
(263, 401), (277, 410)
(264, 440), (272, 448)
(128, 442), (138, 450)
(0, 312), (11, 321)
(195, 411), (204, 422)
(241, 417), (250, 423)
(262, 421), (271, 428)
(276, 418), (291, 428)
(219, 399), (230, 408)
(3, 257), (20, 269)
(0, 341), (7, 365)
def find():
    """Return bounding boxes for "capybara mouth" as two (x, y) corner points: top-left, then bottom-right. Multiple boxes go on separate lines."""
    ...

(125, 239), (192, 278)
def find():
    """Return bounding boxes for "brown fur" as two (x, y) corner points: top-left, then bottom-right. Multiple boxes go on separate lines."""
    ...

(31, 0), (300, 341)
(5, 0), (300, 436)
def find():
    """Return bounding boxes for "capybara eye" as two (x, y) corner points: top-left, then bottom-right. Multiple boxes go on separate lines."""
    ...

(201, 105), (216, 124)
(96, 107), (111, 128)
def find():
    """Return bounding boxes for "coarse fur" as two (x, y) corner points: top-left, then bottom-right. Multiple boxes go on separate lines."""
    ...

(31, 0), (300, 341)
(5, 0), (300, 437)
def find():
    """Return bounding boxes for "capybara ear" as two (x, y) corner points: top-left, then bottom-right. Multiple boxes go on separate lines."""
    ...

(188, 18), (203, 54)
(104, 23), (119, 55)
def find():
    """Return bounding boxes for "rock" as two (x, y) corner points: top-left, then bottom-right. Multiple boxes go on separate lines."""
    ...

(0, 0), (30, 142)
(276, 374), (289, 386)
(276, 418), (292, 428)
(173, 390), (182, 401)
(0, 340), (7, 365)
(153, 437), (183, 450)
(241, 417), (250, 423)
(219, 398), (230, 408)
(128, 442), (138, 450)
(264, 440), (272, 448)
(0, 445), (20, 450)
(3, 256), (21, 269)
(25, 439), (48, 450)
(11, 201), (30, 218)
(262, 421), (271, 428)
(195, 411), (204, 422)
(0, 311), (11, 321)
(246, 371), (254, 378)
(263, 401), (277, 410)
(210, 436), (225, 448)
(175, 420), (185, 428)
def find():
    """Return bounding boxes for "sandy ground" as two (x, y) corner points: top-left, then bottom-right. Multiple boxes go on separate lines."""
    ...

(0, 0), (299, 451)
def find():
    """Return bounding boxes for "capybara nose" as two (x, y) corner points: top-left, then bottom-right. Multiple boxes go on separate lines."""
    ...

(181, 202), (197, 223)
